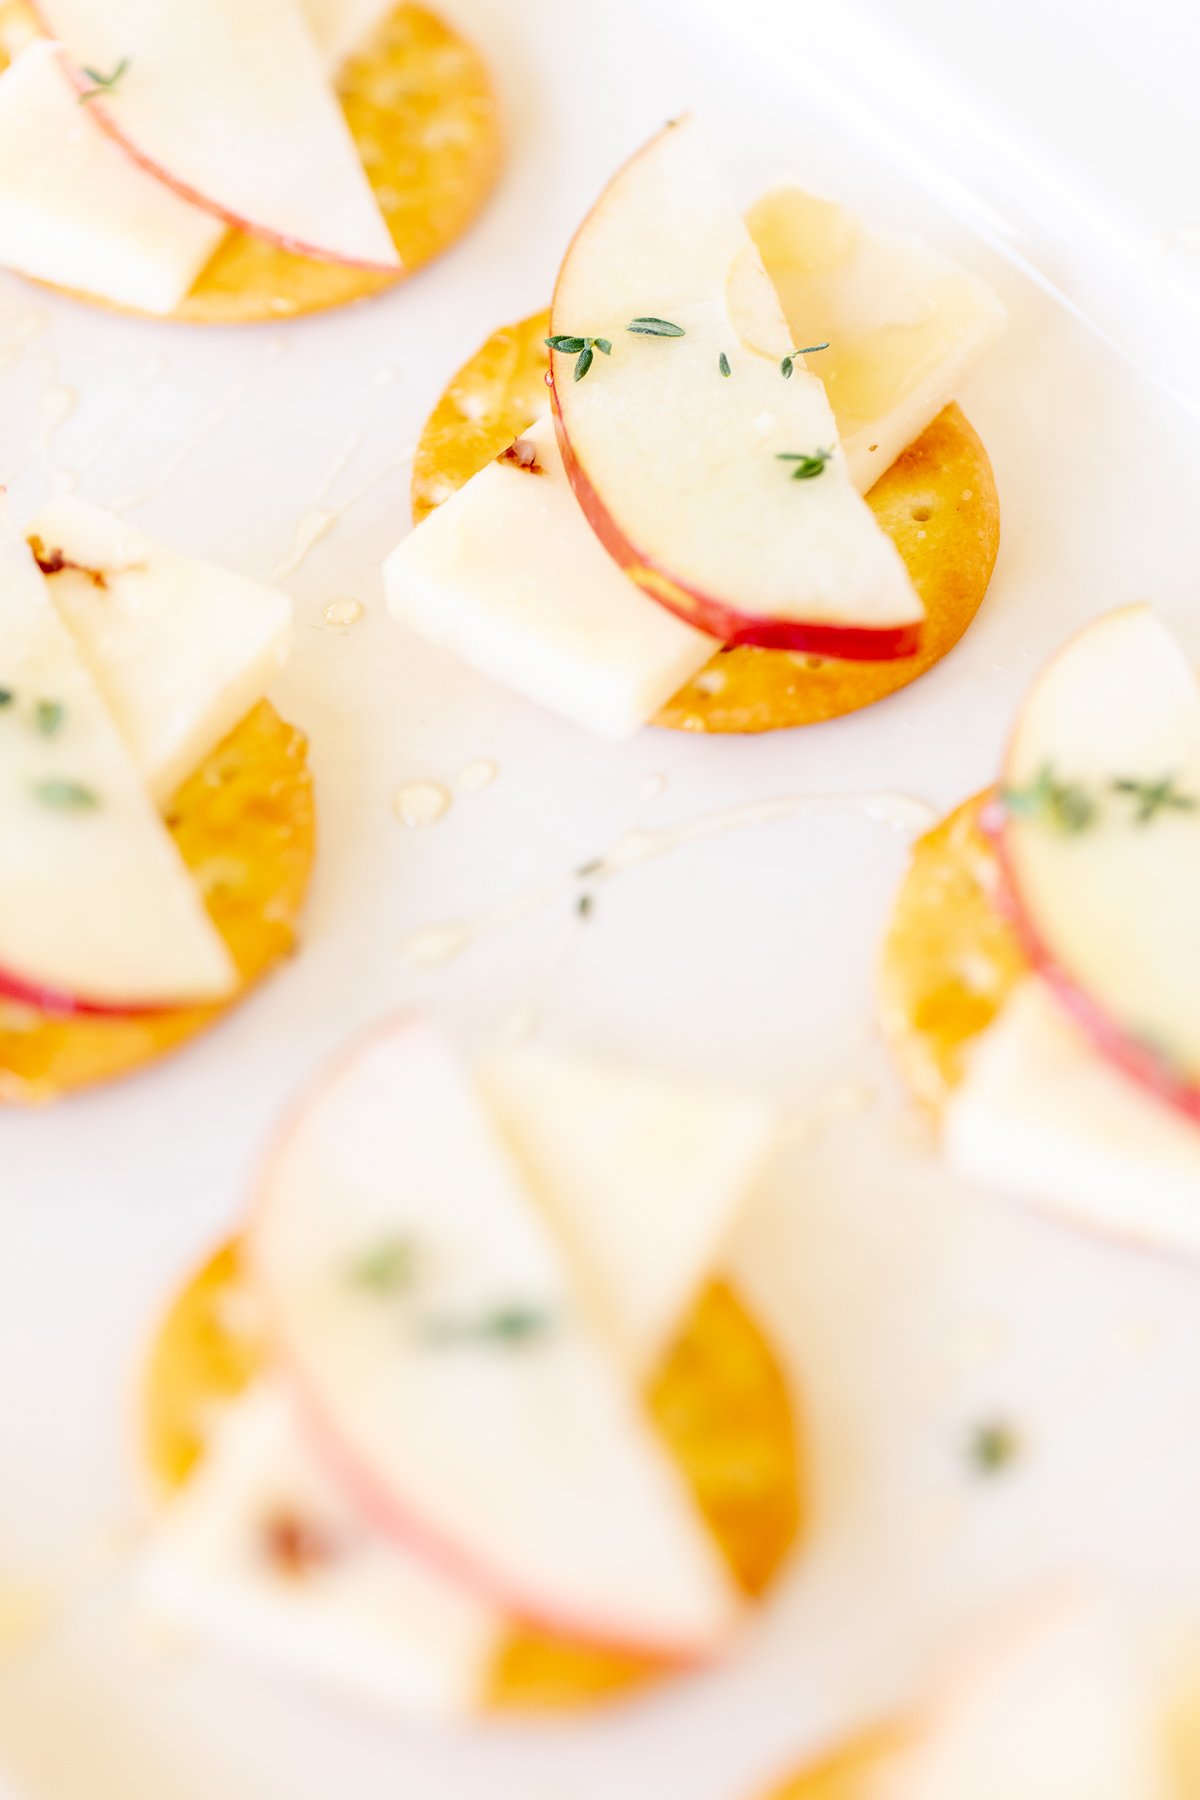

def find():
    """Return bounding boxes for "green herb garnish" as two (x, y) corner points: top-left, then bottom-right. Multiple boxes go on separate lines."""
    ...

(968, 1419), (1020, 1475)
(0, 689), (13, 708)
(78, 57), (130, 103)
(349, 1236), (417, 1297)
(34, 700), (64, 738)
(780, 342), (829, 378)
(31, 778), (98, 812)
(1111, 773), (1198, 824)
(777, 447), (834, 481)
(1001, 764), (1096, 835)
(545, 335), (612, 384)
(422, 1304), (556, 1348)
(627, 317), (685, 338)
(718, 351), (732, 378)
(577, 891), (595, 919)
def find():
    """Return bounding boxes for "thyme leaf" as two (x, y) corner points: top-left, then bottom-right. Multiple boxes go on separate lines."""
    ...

(627, 317), (685, 337)
(777, 447), (834, 481)
(31, 778), (98, 812)
(78, 57), (130, 103)
(1111, 773), (1198, 824)
(718, 351), (732, 378)
(421, 1304), (556, 1348)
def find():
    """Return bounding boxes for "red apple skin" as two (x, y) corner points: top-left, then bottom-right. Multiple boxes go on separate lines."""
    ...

(27, 12), (400, 274)
(245, 1014), (739, 1667)
(0, 961), (169, 1018)
(983, 796), (1200, 1125)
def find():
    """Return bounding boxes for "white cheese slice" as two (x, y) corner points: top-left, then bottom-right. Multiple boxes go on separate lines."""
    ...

(250, 1017), (741, 1656)
(746, 188), (1005, 492)
(384, 413), (719, 738)
(874, 1595), (1177, 1800)
(140, 1379), (501, 1718)
(30, 500), (293, 805)
(37, 0), (399, 270)
(945, 980), (1200, 1253)
(0, 501), (235, 1007)
(481, 1047), (776, 1378)
(0, 42), (223, 316)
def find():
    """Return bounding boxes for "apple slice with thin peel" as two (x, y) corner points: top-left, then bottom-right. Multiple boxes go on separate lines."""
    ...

(298, 0), (396, 71)
(249, 1017), (741, 1659)
(32, 0), (399, 270)
(549, 119), (922, 658)
(0, 500), (235, 1012)
(876, 1595), (1176, 1800)
(994, 605), (1200, 1121)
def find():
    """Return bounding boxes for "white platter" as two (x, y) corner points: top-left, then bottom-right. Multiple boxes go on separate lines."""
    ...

(2, 2), (1200, 1797)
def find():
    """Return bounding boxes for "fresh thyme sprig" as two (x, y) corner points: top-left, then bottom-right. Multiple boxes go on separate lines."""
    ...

(421, 1304), (556, 1348)
(545, 334), (612, 383)
(31, 778), (99, 812)
(777, 448), (834, 481)
(780, 342), (829, 378)
(78, 57), (131, 103)
(1000, 763), (1096, 835)
(626, 317), (685, 337)
(1111, 773), (1198, 823)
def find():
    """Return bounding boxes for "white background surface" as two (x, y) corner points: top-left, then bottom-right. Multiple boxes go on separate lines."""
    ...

(2, 1), (1200, 1796)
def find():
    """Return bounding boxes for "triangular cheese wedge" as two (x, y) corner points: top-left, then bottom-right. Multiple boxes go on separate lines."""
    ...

(141, 1379), (501, 1716)
(31, 500), (292, 805)
(481, 1046), (775, 1377)
(0, 501), (235, 1009)
(249, 1017), (740, 1657)
(0, 41), (223, 315)
(34, 0), (399, 269)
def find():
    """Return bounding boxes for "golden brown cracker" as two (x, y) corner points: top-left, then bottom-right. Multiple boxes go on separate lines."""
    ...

(877, 792), (1027, 1112)
(755, 1729), (909, 1800)
(410, 312), (998, 729)
(0, 701), (315, 1104)
(0, 3), (503, 325)
(144, 1245), (803, 1712)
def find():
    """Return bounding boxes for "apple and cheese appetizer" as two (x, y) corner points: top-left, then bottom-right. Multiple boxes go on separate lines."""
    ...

(0, 0), (500, 323)
(881, 606), (1200, 1251)
(0, 496), (312, 1103)
(755, 1595), (1180, 1800)
(140, 1020), (802, 1715)
(387, 119), (1003, 737)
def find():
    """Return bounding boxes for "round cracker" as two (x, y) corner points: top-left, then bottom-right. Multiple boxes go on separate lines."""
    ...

(143, 1242), (803, 1713)
(0, 701), (315, 1104)
(0, 2), (503, 325)
(409, 311), (999, 731)
(877, 791), (1027, 1113)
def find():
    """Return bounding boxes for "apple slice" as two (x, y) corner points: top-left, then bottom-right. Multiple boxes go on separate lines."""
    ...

(30, 500), (292, 806)
(249, 1017), (741, 1658)
(877, 1596), (1176, 1800)
(0, 500), (235, 1011)
(32, 0), (399, 270)
(141, 1378), (502, 1717)
(994, 605), (1200, 1120)
(945, 980), (1200, 1253)
(385, 412), (719, 738)
(548, 119), (922, 658)
(298, 0), (395, 72)
(0, 42), (224, 316)
(481, 1047), (776, 1379)
(744, 187), (1006, 493)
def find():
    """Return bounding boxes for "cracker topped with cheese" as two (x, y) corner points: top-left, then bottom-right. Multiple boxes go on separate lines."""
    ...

(880, 606), (1200, 1254)
(0, 496), (312, 1103)
(140, 1020), (803, 1714)
(390, 118), (1003, 738)
(0, 0), (501, 322)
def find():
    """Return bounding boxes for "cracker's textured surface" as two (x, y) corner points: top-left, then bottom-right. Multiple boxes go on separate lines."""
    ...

(878, 792), (1027, 1111)
(0, 702), (314, 1103)
(145, 1247), (803, 1712)
(410, 312), (999, 730)
(0, 3), (503, 324)
(756, 1730), (908, 1799)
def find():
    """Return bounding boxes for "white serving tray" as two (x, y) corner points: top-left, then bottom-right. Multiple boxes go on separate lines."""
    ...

(3, 3), (1200, 1797)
